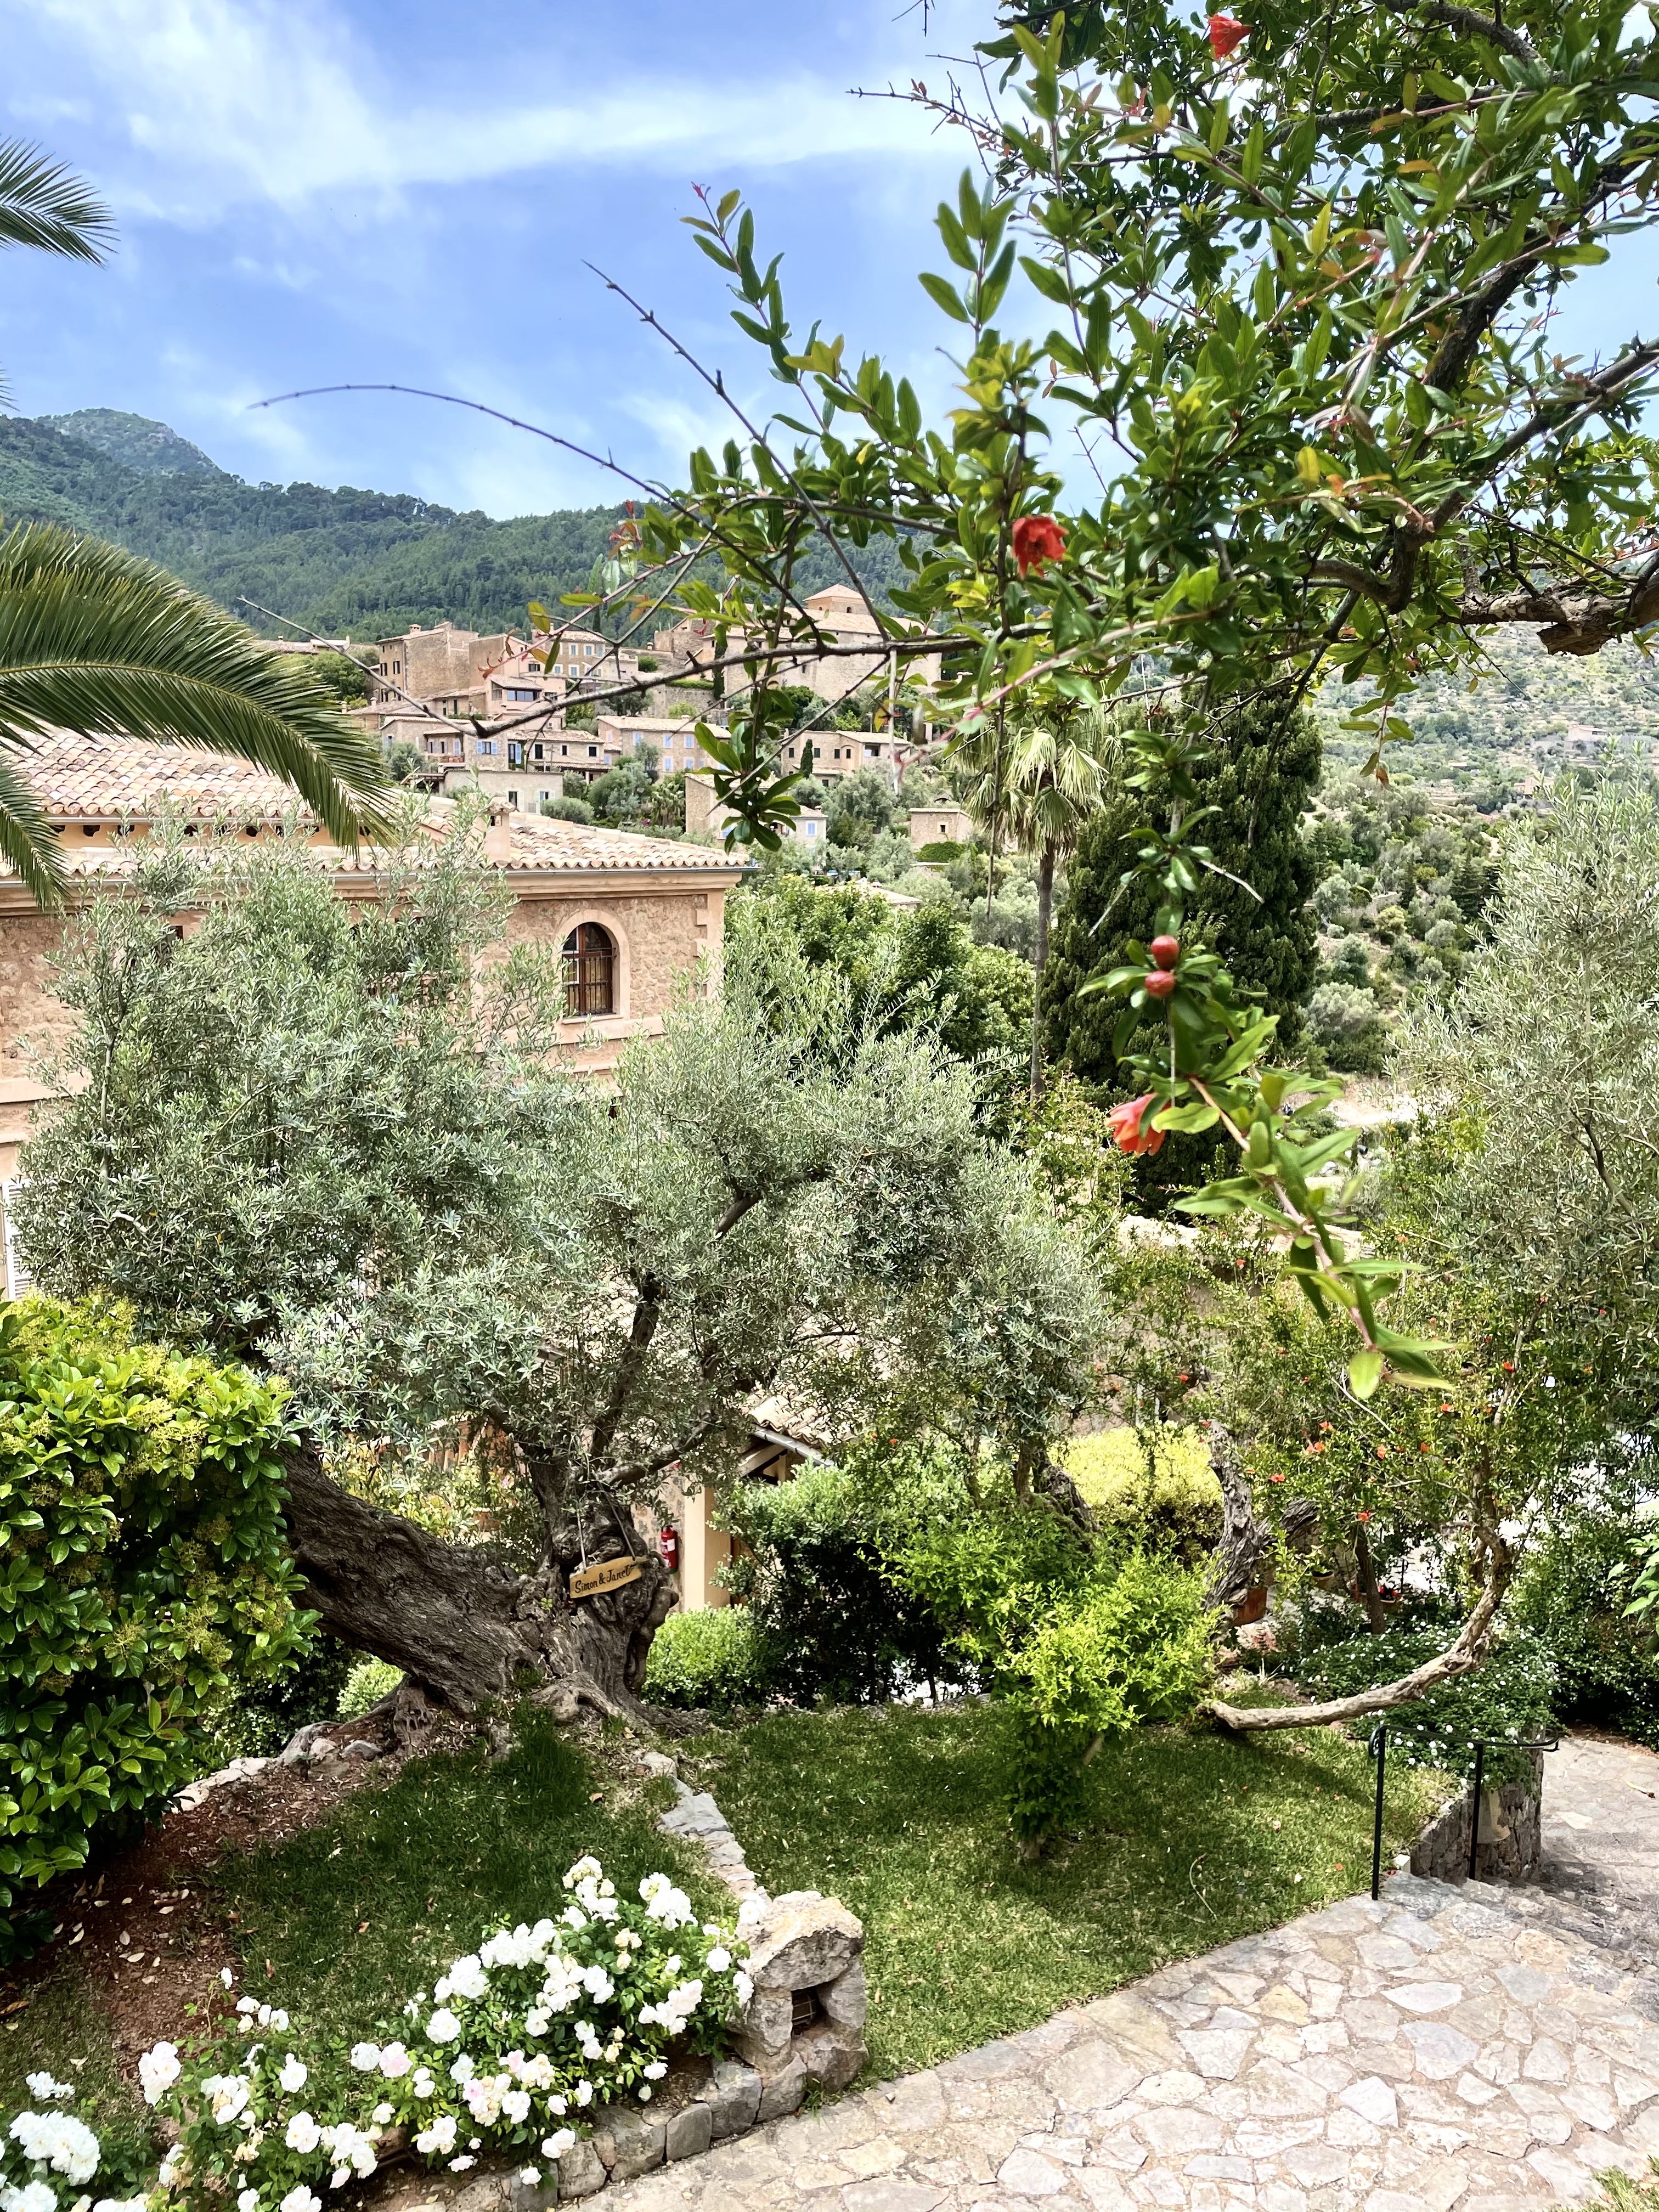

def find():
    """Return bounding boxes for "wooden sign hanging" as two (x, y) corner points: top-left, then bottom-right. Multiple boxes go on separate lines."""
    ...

(569, 1555), (644, 1602)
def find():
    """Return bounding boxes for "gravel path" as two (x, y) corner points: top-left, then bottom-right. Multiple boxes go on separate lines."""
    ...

(613, 1731), (1659, 2212)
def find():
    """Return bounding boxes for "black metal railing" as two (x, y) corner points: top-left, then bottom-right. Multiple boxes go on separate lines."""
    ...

(1367, 1728), (1560, 1900)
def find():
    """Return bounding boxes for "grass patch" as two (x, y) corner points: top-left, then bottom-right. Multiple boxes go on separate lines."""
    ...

(686, 1701), (1449, 2079)
(0, 1964), (154, 2188)
(205, 1717), (727, 2038)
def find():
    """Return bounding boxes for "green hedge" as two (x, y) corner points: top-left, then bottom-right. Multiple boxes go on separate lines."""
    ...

(0, 1298), (305, 1917)
(644, 1605), (770, 1712)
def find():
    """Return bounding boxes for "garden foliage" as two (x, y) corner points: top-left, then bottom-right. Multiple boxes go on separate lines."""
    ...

(0, 1299), (303, 1916)
(1302, 1627), (1555, 1787)
(641, 1606), (770, 1715)
(1513, 1508), (1659, 1749)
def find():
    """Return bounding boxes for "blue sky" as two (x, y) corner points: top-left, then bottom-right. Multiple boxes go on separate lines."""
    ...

(0, 0), (981, 516)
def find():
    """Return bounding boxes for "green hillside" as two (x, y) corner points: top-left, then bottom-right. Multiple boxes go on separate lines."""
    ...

(0, 409), (905, 642)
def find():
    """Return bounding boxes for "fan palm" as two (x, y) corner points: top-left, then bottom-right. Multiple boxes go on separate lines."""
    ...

(958, 702), (1116, 1101)
(1, 143), (392, 905)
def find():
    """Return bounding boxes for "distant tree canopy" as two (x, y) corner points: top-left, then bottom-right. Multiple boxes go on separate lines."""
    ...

(0, 414), (912, 642)
(735, 874), (1032, 1102)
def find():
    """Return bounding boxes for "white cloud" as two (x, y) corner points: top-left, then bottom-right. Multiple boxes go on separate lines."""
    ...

(9, 0), (946, 216)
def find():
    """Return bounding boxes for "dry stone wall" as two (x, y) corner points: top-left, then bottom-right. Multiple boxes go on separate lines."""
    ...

(1410, 1750), (1545, 1883)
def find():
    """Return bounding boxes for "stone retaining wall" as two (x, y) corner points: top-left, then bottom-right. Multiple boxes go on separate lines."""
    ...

(1409, 1748), (1544, 1882)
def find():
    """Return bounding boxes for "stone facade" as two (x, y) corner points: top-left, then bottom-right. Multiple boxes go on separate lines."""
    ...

(0, 736), (747, 1262)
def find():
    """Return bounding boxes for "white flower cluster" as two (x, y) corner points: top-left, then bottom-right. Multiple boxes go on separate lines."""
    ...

(0, 2099), (144, 2212)
(120, 1858), (747, 2212)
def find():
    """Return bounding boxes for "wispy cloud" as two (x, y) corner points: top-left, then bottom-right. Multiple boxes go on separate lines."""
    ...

(9, 0), (944, 216)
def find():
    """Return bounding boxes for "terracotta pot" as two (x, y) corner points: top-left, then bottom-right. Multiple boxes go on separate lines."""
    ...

(1231, 1585), (1269, 1626)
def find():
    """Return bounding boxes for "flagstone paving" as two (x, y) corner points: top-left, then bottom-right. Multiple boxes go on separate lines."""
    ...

(614, 1731), (1659, 2212)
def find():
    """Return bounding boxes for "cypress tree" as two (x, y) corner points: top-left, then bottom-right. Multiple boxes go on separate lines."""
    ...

(1041, 695), (1321, 1206)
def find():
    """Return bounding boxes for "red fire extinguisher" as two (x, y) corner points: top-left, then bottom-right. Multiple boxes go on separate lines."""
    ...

(658, 1527), (679, 1572)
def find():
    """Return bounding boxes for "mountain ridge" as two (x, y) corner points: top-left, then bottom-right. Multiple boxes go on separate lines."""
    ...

(0, 408), (905, 645)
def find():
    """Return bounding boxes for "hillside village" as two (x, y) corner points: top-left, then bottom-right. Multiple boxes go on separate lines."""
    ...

(3, 38), (1659, 2212)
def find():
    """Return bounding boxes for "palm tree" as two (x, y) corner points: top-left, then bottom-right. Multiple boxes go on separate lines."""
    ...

(0, 145), (391, 905)
(957, 701), (1115, 1101)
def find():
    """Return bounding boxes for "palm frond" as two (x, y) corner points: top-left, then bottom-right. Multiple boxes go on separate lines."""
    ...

(0, 522), (396, 905)
(0, 742), (65, 908)
(0, 142), (113, 262)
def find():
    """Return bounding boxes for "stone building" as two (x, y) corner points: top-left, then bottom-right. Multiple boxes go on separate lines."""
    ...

(0, 733), (746, 1290)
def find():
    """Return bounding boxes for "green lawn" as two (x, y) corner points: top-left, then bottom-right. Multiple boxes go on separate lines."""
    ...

(685, 1701), (1449, 2078)
(1, 1704), (1449, 2120)
(0, 1717), (726, 2137)
(207, 1718), (728, 2038)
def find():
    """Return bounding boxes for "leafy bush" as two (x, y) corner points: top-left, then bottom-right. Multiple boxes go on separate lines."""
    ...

(40, 1858), (748, 2212)
(211, 1635), (354, 1763)
(724, 1458), (960, 1705)
(1004, 1554), (1215, 1847)
(1303, 1627), (1555, 1785)
(0, 1299), (304, 1912)
(1062, 1429), (1222, 1560)
(641, 1607), (770, 1714)
(885, 1489), (1090, 1681)
(1513, 1507), (1659, 1748)
(339, 1657), (403, 1722)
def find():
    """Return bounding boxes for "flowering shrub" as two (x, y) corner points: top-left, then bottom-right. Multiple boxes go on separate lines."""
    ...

(0, 2072), (145, 2212)
(0, 1299), (306, 1925)
(1304, 1627), (1555, 1787)
(136, 1858), (748, 2212)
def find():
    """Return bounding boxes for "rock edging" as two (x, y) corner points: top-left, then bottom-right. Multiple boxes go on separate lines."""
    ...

(637, 1749), (769, 1905)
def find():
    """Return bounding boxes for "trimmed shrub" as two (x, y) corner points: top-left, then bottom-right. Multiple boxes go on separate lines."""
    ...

(0, 1297), (304, 1914)
(1062, 1429), (1223, 1560)
(642, 1606), (770, 1713)
(724, 1459), (960, 1705)
(340, 1655), (404, 1722)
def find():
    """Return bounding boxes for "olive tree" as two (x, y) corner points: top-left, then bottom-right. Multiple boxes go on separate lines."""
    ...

(16, 832), (1101, 1722)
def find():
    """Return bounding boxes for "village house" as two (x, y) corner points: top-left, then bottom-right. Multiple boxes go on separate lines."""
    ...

(684, 773), (828, 853)
(0, 733), (747, 1292)
(909, 803), (973, 848)
(653, 585), (940, 710)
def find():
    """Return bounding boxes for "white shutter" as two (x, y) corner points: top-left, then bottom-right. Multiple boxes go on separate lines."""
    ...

(2, 1182), (31, 1298)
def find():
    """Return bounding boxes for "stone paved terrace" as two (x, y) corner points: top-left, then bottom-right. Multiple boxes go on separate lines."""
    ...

(614, 1731), (1659, 2212)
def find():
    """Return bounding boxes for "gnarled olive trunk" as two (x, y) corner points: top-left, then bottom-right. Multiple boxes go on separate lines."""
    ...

(281, 1449), (676, 1720)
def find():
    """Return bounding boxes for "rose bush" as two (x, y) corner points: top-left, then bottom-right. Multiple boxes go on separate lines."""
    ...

(0, 2072), (146, 2212)
(134, 1858), (747, 2212)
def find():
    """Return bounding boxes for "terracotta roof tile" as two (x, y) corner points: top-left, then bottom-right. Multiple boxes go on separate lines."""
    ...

(3, 732), (748, 885)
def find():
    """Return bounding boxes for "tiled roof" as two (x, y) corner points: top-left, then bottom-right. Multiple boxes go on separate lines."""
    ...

(22, 731), (300, 820)
(3, 731), (748, 885)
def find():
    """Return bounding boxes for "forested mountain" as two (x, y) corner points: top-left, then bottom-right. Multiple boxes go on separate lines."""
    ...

(0, 409), (905, 640)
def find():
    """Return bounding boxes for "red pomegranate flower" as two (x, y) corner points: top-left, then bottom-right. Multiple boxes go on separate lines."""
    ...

(1107, 1093), (1166, 1157)
(1012, 514), (1067, 577)
(1208, 13), (1249, 58)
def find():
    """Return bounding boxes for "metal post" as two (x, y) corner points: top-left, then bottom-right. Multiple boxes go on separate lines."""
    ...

(1369, 1724), (1387, 1900)
(1468, 1741), (1486, 1880)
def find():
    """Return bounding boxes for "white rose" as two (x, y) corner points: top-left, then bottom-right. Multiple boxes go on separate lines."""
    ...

(425, 2009), (461, 2045)
(278, 2056), (307, 2095)
(284, 2114), (321, 2155)
(348, 2044), (380, 2074)
(378, 2044), (412, 2080)
(238, 2192), (259, 2212)
(706, 1947), (731, 1972)
(518, 2172), (540, 2190)
(279, 2190), (320, 2212)
(138, 2044), (182, 2107)
(540, 2131), (575, 2160)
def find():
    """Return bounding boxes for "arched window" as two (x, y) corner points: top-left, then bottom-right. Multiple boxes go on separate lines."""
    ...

(562, 923), (616, 1017)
